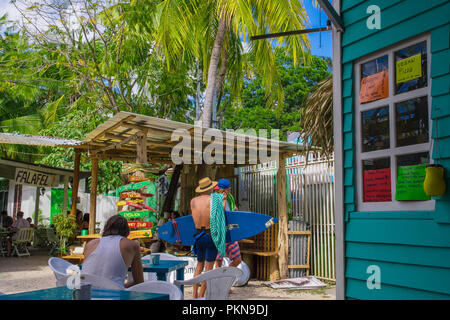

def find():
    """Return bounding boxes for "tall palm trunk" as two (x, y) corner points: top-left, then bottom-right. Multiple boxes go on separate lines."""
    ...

(200, 15), (227, 128)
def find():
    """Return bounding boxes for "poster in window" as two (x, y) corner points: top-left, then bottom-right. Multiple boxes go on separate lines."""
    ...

(363, 168), (392, 202)
(396, 53), (422, 84)
(395, 164), (430, 201)
(360, 70), (389, 103)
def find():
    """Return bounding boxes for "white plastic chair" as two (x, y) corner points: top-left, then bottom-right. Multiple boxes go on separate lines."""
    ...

(48, 257), (76, 280)
(12, 228), (34, 257)
(56, 273), (125, 290)
(127, 280), (183, 300)
(174, 267), (243, 300)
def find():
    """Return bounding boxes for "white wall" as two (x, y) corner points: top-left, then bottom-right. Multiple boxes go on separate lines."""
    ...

(6, 179), (119, 231)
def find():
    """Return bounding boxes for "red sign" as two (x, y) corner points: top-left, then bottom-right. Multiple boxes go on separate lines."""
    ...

(363, 168), (392, 202)
(128, 221), (153, 229)
(360, 70), (389, 103)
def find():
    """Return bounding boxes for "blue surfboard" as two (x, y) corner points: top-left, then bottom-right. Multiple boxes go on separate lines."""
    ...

(157, 211), (278, 246)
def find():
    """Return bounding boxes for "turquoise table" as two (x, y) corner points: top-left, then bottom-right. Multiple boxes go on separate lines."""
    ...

(0, 286), (169, 300)
(139, 259), (188, 294)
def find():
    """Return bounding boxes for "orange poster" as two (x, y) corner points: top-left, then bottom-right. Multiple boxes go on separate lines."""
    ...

(360, 70), (389, 103)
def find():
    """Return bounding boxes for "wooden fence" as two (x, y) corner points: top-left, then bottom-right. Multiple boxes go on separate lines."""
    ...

(239, 154), (335, 281)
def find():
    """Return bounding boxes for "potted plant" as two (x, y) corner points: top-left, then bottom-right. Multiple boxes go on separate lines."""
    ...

(52, 213), (78, 257)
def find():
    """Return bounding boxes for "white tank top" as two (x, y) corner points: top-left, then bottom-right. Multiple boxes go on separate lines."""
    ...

(82, 235), (128, 288)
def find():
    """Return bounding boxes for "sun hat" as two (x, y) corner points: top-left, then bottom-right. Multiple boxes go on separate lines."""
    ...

(195, 177), (218, 193)
(217, 178), (231, 189)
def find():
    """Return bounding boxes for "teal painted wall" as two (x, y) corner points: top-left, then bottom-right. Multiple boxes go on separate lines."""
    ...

(340, 0), (450, 299)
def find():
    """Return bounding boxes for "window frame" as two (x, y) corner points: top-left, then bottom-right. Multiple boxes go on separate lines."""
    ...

(354, 34), (434, 212)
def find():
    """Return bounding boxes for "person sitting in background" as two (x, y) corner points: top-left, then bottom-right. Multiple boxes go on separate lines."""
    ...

(75, 210), (84, 233)
(81, 213), (90, 230)
(6, 211), (30, 256)
(82, 215), (144, 288)
(26, 217), (37, 229)
(1, 210), (13, 229)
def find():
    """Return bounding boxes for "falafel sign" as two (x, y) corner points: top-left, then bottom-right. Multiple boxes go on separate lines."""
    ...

(14, 168), (59, 187)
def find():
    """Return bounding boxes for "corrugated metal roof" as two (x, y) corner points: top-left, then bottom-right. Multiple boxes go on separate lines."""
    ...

(84, 112), (310, 164)
(0, 132), (85, 147)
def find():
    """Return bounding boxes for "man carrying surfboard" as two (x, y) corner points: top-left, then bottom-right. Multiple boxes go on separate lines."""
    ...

(214, 178), (243, 269)
(190, 177), (220, 299)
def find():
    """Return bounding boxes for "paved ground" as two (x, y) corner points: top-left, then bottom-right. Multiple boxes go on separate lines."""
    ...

(0, 248), (336, 300)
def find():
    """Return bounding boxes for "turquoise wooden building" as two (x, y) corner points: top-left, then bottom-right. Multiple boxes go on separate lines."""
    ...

(330, 0), (450, 299)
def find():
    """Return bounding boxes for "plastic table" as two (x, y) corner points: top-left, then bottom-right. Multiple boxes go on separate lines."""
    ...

(0, 286), (169, 300)
(139, 259), (188, 294)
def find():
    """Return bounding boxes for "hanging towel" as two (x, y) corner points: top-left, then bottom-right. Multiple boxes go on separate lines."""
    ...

(210, 193), (226, 257)
(226, 193), (236, 211)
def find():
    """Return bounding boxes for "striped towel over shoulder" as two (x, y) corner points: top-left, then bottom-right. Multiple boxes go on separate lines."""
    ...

(210, 193), (226, 257)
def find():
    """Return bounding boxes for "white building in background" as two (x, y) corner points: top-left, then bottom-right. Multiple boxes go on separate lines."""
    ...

(1, 158), (118, 232)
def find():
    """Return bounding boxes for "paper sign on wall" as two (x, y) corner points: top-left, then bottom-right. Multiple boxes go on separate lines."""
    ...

(363, 168), (392, 202)
(395, 164), (430, 201)
(396, 53), (422, 84)
(360, 70), (389, 103)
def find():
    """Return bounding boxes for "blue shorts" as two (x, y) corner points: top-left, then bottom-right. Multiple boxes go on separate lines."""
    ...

(194, 233), (218, 262)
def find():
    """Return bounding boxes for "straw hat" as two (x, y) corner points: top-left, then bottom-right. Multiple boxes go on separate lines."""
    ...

(195, 177), (218, 193)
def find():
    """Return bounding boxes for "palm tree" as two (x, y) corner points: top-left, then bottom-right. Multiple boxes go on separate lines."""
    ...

(299, 75), (333, 159)
(151, 0), (311, 127)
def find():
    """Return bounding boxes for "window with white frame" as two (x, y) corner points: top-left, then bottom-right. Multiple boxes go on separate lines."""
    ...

(355, 35), (434, 211)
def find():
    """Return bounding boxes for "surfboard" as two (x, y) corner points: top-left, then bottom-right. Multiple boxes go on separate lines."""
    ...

(157, 211), (278, 246)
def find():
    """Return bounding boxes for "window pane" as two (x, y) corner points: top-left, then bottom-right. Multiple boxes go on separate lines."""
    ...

(361, 106), (390, 152)
(395, 41), (427, 94)
(396, 96), (429, 147)
(363, 158), (391, 202)
(395, 152), (430, 201)
(361, 55), (388, 78)
(360, 55), (389, 104)
(397, 152), (429, 167)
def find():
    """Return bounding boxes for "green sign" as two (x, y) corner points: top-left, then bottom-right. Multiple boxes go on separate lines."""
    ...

(118, 210), (154, 219)
(117, 180), (151, 193)
(395, 164), (430, 201)
(50, 188), (72, 224)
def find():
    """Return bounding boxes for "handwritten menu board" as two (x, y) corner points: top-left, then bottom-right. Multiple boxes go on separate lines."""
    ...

(363, 168), (392, 202)
(360, 70), (389, 103)
(396, 53), (422, 84)
(395, 164), (430, 201)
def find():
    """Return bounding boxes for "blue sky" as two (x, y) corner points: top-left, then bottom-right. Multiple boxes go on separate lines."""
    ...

(304, 0), (333, 58)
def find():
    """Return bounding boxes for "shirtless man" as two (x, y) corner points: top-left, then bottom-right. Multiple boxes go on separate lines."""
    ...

(190, 177), (218, 298)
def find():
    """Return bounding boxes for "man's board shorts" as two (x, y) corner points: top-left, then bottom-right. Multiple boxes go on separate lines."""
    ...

(216, 241), (241, 261)
(193, 231), (218, 262)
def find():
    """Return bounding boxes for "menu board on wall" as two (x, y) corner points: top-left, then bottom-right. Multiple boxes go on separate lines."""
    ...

(360, 70), (389, 103)
(396, 53), (422, 84)
(363, 168), (392, 202)
(395, 164), (430, 201)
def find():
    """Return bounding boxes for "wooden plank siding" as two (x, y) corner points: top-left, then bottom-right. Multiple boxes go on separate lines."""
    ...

(339, 0), (450, 299)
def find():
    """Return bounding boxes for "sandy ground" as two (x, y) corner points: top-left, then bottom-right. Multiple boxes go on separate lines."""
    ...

(0, 248), (335, 300)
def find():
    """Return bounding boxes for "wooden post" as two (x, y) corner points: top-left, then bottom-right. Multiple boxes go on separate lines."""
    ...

(70, 150), (81, 216)
(34, 187), (40, 227)
(162, 164), (182, 213)
(89, 157), (98, 234)
(277, 154), (289, 279)
(62, 175), (69, 215)
(135, 130), (148, 178)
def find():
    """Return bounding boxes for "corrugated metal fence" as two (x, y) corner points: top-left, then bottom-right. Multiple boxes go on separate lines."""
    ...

(239, 154), (335, 281)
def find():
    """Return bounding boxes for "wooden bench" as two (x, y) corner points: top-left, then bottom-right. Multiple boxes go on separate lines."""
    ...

(240, 249), (278, 257)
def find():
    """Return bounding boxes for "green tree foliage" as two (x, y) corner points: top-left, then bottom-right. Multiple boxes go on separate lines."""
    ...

(220, 49), (331, 140)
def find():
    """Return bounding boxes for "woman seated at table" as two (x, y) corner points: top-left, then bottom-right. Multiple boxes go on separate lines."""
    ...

(82, 215), (144, 288)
